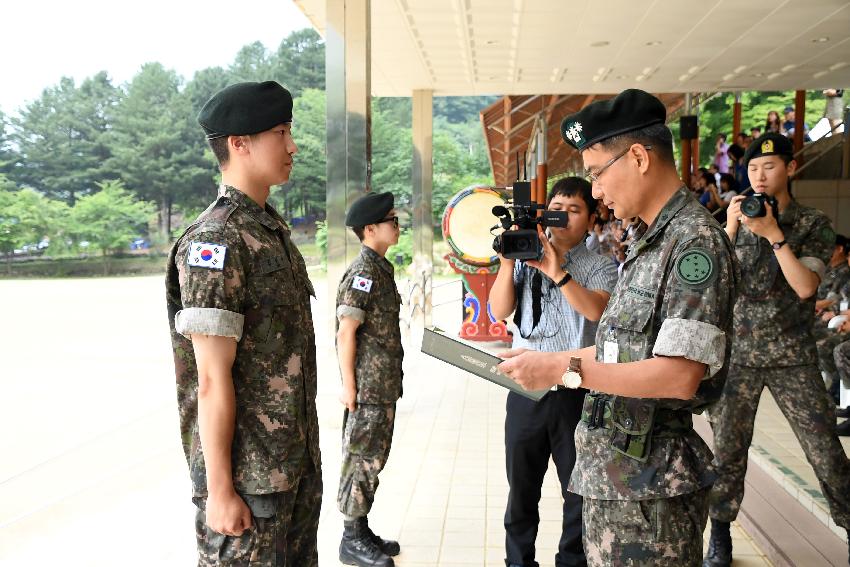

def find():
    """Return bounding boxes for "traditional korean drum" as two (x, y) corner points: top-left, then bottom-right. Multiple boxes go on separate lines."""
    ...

(441, 186), (505, 267)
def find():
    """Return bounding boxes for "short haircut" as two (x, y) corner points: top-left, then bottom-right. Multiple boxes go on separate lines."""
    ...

(719, 172), (738, 191)
(701, 171), (716, 187)
(547, 176), (597, 217)
(596, 123), (675, 167)
(352, 226), (366, 241)
(208, 136), (230, 166)
(835, 234), (849, 253)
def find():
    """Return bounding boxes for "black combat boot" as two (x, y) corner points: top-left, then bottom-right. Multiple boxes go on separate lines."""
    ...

(360, 516), (401, 556)
(340, 519), (394, 566)
(703, 519), (732, 567)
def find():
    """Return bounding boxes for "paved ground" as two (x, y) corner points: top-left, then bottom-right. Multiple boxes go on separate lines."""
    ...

(0, 275), (771, 566)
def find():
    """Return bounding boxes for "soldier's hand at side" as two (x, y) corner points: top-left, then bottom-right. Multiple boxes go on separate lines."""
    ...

(206, 489), (252, 536)
(339, 384), (357, 411)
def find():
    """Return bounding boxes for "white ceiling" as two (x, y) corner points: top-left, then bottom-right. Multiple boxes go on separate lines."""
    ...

(293, 0), (850, 96)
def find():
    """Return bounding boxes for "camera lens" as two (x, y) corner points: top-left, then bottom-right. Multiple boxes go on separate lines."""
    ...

(740, 197), (763, 218)
(516, 238), (529, 251)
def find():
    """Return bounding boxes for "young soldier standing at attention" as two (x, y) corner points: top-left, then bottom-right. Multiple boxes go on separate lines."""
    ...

(497, 89), (739, 567)
(704, 132), (850, 567)
(489, 177), (617, 567)
(335, 192), (403, 567)
(165, 81), (322, 566)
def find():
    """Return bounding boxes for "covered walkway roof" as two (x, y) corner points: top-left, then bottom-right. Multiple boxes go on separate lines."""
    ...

(294, 0), (850, 97)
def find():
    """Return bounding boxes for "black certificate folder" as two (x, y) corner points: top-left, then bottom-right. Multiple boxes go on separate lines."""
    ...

(421, 327), (548, 401)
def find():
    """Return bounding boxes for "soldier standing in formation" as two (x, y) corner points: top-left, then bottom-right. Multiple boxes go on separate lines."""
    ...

(335, 192), (404, 567)
(498, 89), (739, 566)
(165, 81), (322, 565)
(704, 132), (850, 567)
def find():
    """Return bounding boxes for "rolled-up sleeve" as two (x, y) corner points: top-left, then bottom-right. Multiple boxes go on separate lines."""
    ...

(175, 229), (247, 339)
(653, 318), (725, 377)
(175, 307), (244, 340)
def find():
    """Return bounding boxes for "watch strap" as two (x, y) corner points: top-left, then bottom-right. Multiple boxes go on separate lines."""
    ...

(556, 271), (572, 287)
(771, 239), (787, 250)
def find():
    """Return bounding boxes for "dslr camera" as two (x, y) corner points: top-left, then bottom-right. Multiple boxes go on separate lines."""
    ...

(491, 181), (568, 261)
(740, 193), (779, 219)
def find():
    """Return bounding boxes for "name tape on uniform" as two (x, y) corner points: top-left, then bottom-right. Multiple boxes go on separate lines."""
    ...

(187, 242), (227, 270)
(352, 276), (373, 293)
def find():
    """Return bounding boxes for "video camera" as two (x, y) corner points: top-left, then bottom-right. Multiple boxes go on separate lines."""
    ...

(491, 180), (568, 261)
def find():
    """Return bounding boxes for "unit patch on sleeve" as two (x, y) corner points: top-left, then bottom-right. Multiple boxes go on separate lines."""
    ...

(673, 247), (717, 289)
(352, 275), (373, 293)
(187, 242), (227, 270)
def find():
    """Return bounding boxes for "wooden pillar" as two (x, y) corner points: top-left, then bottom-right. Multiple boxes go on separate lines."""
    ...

(682, 138), (692, 187)
(692, 137), (700, 173)
(794, 90), (806, 156)
(733, 92), (742, 138)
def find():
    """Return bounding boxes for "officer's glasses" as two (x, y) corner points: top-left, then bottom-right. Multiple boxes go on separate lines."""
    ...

(376, 216), (399, 228)
(584, 145), (652, 182)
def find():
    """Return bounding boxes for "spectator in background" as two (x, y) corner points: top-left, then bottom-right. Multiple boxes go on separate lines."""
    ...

(750, 126), (762, 140)
(708, 163), (722, 188)
(765, 110), (783, 134)
(782, 106), (810, 141)
(824, 89), (846, 133)
(715, 133), (730, 173)
(698, 171), (719, 209)
(728, 143), (750, 192)
(735, 132), (750, 150)
(706, 173), (739, 224)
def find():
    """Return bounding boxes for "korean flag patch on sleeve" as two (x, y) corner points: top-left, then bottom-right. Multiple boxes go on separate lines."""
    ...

(187, 242), (227, 270)
(352, 275), (373, 293)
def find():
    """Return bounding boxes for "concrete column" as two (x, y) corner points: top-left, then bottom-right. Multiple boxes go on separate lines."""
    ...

(325, 0), (371, 327)
(411, 89), (433, 327)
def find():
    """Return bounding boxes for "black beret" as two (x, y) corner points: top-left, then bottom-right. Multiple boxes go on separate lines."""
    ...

(560, 89), (667, 151)
(198, 81), (293, 139)
(743, 132), (793, 164)
(345, 192), (395, 227)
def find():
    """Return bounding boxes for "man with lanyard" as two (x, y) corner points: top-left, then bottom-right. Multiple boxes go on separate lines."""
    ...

(497, 89), (739, 566)
(489, 177), (618, 567)
(704, 132), (850, 567)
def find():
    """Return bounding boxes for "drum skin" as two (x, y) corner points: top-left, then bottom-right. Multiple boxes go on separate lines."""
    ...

(442, 186), (505, 267)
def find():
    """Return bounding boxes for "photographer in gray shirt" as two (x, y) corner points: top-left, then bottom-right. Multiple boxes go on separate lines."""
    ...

(489, 177), (618, 567)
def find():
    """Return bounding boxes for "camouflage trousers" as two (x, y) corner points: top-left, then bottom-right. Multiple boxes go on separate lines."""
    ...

(337, 403), (396, 518)
(814, 325), (848, 380)
(708, 363), (850, 528)
(836, 339), (850, 391)
(583, 488), (709, 567)
(194, 461), (322, 567)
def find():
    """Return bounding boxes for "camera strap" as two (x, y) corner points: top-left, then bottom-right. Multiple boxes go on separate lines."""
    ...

(514, 266), (543, 339)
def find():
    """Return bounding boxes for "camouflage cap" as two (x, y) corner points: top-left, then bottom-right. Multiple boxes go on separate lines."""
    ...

(198, 81), (293, 140)
(560, 89), (667, 151)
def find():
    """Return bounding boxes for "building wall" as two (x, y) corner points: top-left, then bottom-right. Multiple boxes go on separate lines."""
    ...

(795, 179), (850, 235)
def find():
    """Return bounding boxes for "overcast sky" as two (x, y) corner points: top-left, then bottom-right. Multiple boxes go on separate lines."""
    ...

(1, 0), (313, 115)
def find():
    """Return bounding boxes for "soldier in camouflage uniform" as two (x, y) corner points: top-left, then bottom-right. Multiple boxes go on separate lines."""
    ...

(165, 81), (322, 566)
(498, 89), (739, 567)
(705, 133), (850, 567)
(335, 192), (403, 567)
(813, 235), (850, 402)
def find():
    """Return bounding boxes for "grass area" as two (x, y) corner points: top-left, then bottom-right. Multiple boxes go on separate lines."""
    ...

(0, 255), (168, 279)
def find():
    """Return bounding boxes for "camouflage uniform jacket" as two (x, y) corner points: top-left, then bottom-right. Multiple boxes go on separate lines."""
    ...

(818, 262), (850, 303)
(731, 198), (834, 367)
(569, 187), (739, 501)
(335, 245), (403, 404)
(165, 185), (321, 497)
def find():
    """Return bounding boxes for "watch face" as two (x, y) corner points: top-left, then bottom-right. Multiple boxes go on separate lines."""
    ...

(564, 371), (582, 389)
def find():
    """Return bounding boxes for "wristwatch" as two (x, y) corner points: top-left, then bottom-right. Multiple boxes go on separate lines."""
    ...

(771, 239), (787, 251)
(561, 357), (583, 389)
(555, 271), (572, 288)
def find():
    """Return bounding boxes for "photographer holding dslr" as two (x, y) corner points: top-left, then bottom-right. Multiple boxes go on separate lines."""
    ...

(705, 132), (850, 567)
(489, 177), (617, 567)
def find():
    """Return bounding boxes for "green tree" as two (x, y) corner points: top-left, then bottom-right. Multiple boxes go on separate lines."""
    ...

(184, 66), (233, 116)
(0, 182), (69, 273)
(69, 180), (155, 273)
(106, 63), (215, 239)
(273, 29), (325, 95)
(0, 110), (16, 175)
(10, 72), (121, 205)
(229, 41), (273, 83)
(271, 88), (327, 219)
